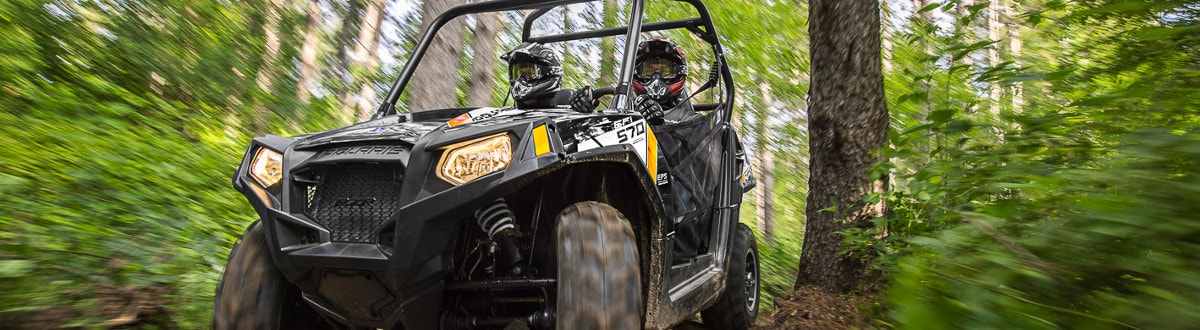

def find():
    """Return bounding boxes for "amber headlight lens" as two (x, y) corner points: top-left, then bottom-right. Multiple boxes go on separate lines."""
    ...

(250, 147), (284, 187)
(438, 133), (512, 185)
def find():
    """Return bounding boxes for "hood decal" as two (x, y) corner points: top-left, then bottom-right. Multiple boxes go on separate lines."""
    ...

(295, 117), (442, 149)
(448, 107), (527, 127)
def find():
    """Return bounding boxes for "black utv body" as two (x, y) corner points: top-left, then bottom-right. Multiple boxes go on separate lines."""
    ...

(213, 0), (760, 329)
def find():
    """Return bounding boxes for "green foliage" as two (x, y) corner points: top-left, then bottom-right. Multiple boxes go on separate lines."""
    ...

(868, 0), (1200, 328)
(664, 0), (811, 314)
(0, 0), (354, 327)
(0, 0), (817, 327)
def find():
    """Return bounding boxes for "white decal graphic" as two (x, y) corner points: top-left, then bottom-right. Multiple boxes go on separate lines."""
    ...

(466, 107), (525, 122)
(577, 119), (650, 165)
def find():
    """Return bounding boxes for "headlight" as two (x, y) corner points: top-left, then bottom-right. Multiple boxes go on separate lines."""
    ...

(437, 133), (512, 185)
(250, 147), (283, 187)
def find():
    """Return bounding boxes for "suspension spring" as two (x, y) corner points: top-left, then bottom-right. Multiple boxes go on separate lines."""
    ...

(475, 198), (523, 269)
(476, 199), (516, 239)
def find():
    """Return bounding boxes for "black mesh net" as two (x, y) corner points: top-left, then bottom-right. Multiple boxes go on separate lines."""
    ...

(304, 164), (403, 243)
(655, 111), (723, 258)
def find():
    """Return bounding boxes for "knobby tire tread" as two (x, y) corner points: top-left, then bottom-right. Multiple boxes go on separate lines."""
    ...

(556, 202), (642, 330)
(213, 222), (321, 330)
(700, 224), (759, 330)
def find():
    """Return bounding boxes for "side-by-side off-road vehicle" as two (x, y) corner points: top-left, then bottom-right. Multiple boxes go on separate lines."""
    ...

(213, 0), (760, 328)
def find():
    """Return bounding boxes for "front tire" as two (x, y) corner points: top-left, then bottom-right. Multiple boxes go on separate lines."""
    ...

(555, 202), (642, 329)
(700, 223), (760, 329)
(213, 221), (326, 329)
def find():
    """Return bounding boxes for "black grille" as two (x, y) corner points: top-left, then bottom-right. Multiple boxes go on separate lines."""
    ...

(303, 164), (402, 243)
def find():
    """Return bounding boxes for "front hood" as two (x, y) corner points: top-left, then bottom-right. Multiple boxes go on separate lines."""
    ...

(294, 115), (445, 149)
(291, 106), (636, 151)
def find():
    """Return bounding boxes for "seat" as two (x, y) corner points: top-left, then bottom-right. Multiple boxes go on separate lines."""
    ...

(552, 89), (574, 107)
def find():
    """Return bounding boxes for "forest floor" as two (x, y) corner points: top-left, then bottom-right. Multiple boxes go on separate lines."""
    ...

(22, 284), (876, 329)
(671, 285), (876, 330)
(759, 286), (876, 329)
(14, 283), (178, 329)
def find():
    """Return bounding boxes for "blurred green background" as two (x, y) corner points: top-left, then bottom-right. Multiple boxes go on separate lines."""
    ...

(1, 0), (1198, 328)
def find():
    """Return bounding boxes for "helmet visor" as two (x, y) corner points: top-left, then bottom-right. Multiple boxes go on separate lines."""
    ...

(510, 62), (549, 81)
(635, 58), (681, 79)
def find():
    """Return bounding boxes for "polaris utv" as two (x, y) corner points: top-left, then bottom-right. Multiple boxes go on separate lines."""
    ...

(213, 0), (760, 329)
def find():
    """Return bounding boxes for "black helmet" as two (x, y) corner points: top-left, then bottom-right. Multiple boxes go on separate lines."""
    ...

(501, 42), (563, 106)
(633, 36), (687, 108)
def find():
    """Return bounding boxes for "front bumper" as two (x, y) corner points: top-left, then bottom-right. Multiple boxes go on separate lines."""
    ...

(232, 120), (557, 329)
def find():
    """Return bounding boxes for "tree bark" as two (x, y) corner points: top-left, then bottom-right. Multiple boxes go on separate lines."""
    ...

(296, 0), (322, 103)
(795, 0), (889, 293)
(465, 11), (502, 106)
(881, 2), (893, 72)
(409, 0), (466, 111)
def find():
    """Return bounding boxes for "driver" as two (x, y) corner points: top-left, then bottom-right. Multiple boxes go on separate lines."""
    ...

(571, 36), (699, 124)
(502, 42), (564, 109)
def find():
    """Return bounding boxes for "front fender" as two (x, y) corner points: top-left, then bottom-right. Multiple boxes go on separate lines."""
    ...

(232, 135), (296, 213)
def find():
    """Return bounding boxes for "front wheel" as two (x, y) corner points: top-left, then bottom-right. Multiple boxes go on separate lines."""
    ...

(700, 223), (760, 329)
(555, 202), (642, 329)
(212, 221), (328, 329)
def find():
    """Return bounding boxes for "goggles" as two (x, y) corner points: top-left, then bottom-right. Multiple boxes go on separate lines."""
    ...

(634, 58), (683, 79)
(510, 62), (551, 81)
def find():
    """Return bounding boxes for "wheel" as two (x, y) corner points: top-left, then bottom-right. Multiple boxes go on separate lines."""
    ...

(213, 221), (328, 329)
(555, 202), (642, 329)
(700, 223), (760, 329)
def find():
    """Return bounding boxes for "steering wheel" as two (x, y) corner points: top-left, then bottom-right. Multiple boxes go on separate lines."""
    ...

(578, 86), (618, 111)
(593, 87), (616, 97)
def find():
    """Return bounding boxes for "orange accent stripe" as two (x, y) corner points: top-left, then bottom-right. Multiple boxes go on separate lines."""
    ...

(533, 125), (550, 156)
(647, 127), (657, 180)
(448, 113), (472, 127)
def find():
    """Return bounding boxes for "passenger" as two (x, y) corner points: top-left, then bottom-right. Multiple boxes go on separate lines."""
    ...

(574, 37), (721, 262)
(571, 36), (699, 124)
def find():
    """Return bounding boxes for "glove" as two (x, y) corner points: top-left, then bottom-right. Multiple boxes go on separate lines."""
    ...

(635, 94), (665, 125)
(570, 86), (599, 113)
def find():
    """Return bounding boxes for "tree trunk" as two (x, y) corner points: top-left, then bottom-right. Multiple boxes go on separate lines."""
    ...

(753, 81), (776, 242)
(561, 7), (579, 80)
(987, 0), (1002, 114)
(957, 0), (975, 67)
(333, 0), (365, 119)
(598, 0), (618, 87)
(465, 12), (502, 106)
(252, 0), (286, 133)
(760, 147), (776, 242)
(881, 2), (893, 72)
(1006, 1), (1023, 113)
(339, 0), (387, 121)
(409, 0), (466, 111)
(795, 0), (889, 293)
(356, 47), (382, 121)
(296, 0), (322, 103)
(912, 0), (934, 118)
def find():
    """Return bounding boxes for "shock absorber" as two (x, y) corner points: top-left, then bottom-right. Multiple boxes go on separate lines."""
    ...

(475, 199), (523, 270)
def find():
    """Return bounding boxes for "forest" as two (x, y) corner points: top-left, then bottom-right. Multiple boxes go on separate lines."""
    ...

(0, 0), (1197, 328)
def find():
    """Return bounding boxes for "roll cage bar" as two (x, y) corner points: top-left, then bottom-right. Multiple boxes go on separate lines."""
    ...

(375, 0), (734, 123)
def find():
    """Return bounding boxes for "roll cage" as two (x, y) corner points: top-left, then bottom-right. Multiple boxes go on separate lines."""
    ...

(374, 0), (735, 123)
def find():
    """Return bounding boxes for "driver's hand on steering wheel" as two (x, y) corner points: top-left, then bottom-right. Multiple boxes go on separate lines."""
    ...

(635, 94), (665, 125)
(570, 86), (599, 113)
